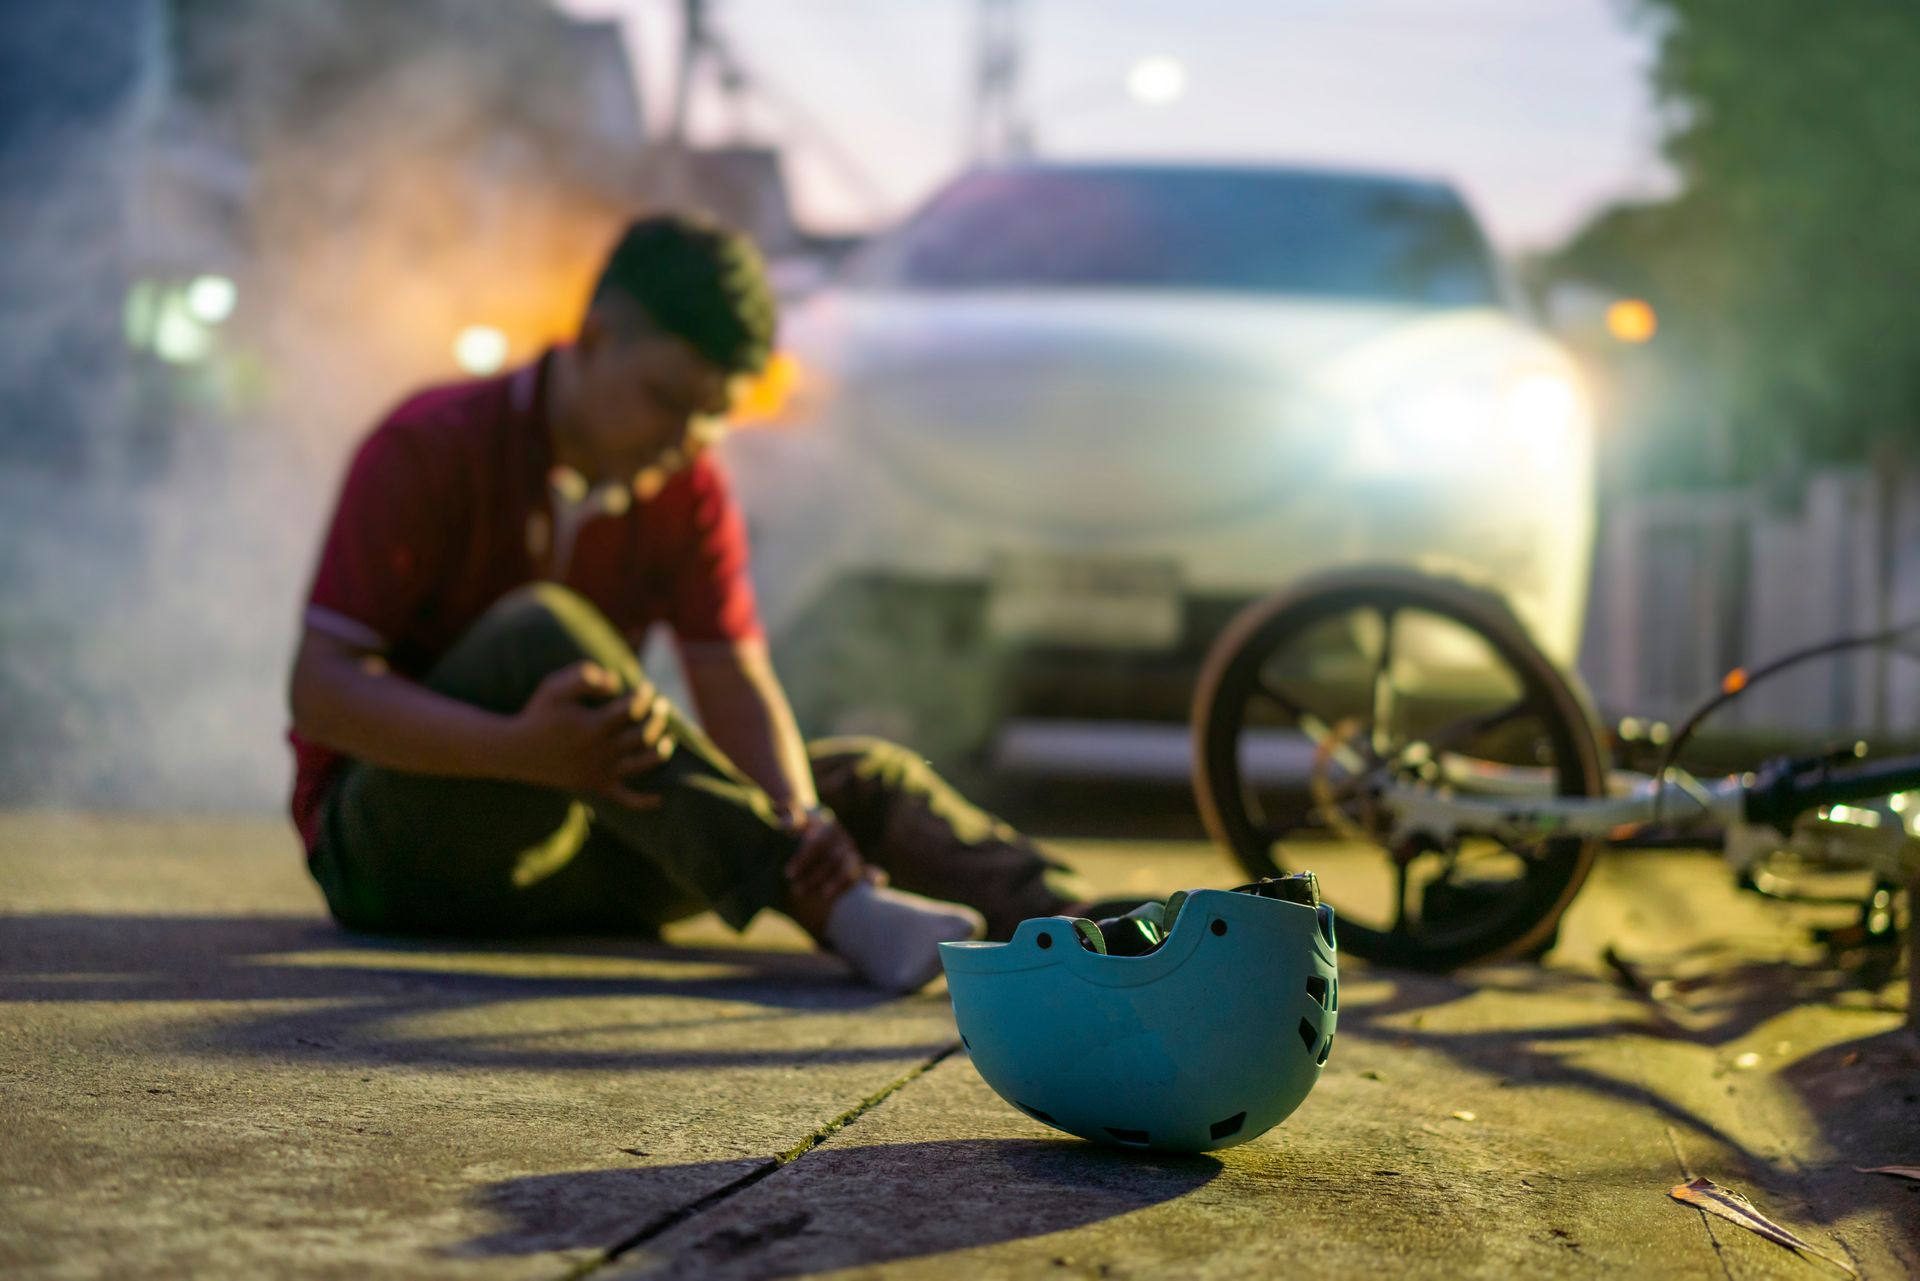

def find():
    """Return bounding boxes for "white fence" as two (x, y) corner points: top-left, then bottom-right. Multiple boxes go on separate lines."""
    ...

(1579, 467), (1920, 738)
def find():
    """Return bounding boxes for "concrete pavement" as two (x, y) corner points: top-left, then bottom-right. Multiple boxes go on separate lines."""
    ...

(1, 811), (1915, 1278)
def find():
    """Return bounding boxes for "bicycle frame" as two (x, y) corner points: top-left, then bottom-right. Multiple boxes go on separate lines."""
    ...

(1377, 760), (1920, 885)
(1191, 565), (1920, 974)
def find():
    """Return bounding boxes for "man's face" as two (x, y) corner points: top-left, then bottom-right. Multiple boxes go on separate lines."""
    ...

(573, 312), (733, 489)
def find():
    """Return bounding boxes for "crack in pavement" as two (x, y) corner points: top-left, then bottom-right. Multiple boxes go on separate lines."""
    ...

(556, 1040), (963, 1280)
(1667, 1125), (1734, 1281)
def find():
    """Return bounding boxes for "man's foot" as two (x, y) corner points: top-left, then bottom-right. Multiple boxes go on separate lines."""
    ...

(822, 881), (985, 993)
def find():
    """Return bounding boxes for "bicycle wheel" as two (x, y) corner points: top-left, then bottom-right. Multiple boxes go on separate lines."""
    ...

(1191, 567), (1606, 970)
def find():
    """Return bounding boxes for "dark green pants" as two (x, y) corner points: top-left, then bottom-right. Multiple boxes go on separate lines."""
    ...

(309, 584), (1085, 941)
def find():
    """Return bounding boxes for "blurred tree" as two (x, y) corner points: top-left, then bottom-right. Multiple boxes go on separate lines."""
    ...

(1547, 0), (1920, 485)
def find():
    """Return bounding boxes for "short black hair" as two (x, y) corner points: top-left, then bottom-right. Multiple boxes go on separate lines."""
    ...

(590, 214), (777, 375)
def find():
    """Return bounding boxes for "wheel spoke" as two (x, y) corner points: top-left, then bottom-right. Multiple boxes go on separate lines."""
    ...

(1304, 714), (1372, 779)
(1253, 673), (1341, 733)
(1247, 672), (1367, 775)
(1391, 858), (1412, 934)
(1253, 673), (1306, 718)
(1252, 761), (1380, 845)
(1422, 697), (1534, 760)
(1370, 607), (1398, 758)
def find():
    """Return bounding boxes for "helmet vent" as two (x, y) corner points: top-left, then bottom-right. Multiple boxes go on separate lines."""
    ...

(1017, 1102), (1055, 1124)
(1297, 1017), (1318, 1052)
(1209, 1112), (1246, 1141)
(1104, 1127), (1151, 1145)
(1037, 932), (1054, 950)
(1316, 1036), (1333, 1066)
(1305, 975), (1330, 1009)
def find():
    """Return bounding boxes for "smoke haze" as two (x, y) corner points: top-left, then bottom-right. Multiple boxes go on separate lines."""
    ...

(0, 0), (641, 812)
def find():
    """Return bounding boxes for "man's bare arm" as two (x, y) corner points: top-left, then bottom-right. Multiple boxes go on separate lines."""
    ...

(289, 627), (670, 799)
(290, 627), (519, 775)
(681, 638), (818, 814)
(682, 638), (872, 908)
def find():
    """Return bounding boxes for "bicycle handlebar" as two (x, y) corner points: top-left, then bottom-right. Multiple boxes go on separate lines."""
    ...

(1744, 751), (1920, 831)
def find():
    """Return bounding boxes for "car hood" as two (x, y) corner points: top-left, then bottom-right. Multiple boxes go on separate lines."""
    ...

(781, 289), (1545, 536)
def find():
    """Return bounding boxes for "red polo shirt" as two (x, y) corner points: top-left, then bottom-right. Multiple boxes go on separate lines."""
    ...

(289, 350), (763, 851)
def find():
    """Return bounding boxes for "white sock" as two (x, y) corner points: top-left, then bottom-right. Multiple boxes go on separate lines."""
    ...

(825, 882), (985, 994)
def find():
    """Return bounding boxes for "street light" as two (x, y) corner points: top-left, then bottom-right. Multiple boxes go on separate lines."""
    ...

(1126, 56), (1186, 106)
(1023, 56), (1189, 156)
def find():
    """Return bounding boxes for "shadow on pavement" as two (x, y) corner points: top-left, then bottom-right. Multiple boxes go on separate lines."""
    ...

(456, 1138), (1223, 1275)
(0, 913), (953, 1072)
(1337, 963), (1761, 1158)
(1606, 944), (1920, 1248)
(1342, 954), (1919, 1248)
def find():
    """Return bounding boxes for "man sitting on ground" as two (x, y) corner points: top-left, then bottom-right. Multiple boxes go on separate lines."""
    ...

(287, 214), (1090, 992)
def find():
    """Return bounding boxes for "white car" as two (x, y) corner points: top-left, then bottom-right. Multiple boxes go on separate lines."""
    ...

(721, 161), (1595, 770)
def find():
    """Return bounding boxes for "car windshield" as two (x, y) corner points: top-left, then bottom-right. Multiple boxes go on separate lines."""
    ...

(847, 166), (1503, 306)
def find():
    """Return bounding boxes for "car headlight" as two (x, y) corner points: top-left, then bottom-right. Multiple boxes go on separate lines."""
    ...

(1369, 369), (1588, 473)
(1385, 383), (1499, 446)
(1504, 371), (1584, 436)
(1502, 370), (1589, 472)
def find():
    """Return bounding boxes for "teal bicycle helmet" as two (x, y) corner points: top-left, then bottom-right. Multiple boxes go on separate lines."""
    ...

(941, 874), (1337, 1153)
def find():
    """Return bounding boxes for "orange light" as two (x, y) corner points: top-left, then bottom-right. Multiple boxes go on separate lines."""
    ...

(1606, 299), (1657, 344)
(729, 350), (806, 426)
(1722, 667), (1748, 695)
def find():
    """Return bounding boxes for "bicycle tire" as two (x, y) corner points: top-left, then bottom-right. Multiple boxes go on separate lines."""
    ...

(1191, 566), (1608, 970)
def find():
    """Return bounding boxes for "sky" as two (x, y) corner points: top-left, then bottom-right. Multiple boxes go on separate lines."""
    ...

(557, 0), (1678, 254)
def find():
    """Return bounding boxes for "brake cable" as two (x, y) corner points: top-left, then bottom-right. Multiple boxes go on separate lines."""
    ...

(1649, 617), (1920, 826)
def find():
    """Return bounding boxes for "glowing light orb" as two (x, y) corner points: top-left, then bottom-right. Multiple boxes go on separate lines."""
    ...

(1606, 299), (1657, 344)
(454, 325), (510, 375)
(1127, 57), (1187, 106)
(185, 275), (237, 325)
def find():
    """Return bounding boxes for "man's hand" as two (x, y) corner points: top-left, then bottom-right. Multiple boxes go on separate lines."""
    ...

(504, 661), (676, 807)
(782, 808), (877, 906)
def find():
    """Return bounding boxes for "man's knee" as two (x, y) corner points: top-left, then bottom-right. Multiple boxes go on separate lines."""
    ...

(479, 584), (638, 672)
(810, 737), (951, 817)
(428, 584), (643, 709)
(482, 583), (609, 649)
(808, 735), (928, 784)
(811, 735), (1018, 847)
